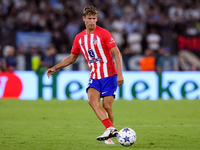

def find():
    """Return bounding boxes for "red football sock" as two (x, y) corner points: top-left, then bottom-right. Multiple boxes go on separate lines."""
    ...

(102, 118), (114, 129)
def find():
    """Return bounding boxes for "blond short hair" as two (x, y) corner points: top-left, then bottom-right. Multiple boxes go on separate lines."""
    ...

(83, 6), (98, 17)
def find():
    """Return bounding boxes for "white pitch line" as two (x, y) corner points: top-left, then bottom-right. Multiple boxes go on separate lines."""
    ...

(121, 125), (200, 127)
(76, 125), (200, 128)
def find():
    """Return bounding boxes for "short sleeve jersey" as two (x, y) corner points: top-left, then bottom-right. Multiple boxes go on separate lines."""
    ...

(71, 26), (117, 79)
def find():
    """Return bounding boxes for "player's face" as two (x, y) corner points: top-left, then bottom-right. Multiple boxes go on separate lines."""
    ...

(83, 14), (97, 31)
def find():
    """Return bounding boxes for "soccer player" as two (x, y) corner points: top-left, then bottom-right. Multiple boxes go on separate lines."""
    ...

(47, 6), (124, 144)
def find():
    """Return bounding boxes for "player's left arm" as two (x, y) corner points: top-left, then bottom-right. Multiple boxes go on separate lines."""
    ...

(110, 46), (124, 87)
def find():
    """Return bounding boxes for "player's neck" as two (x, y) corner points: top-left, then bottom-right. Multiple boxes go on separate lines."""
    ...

(86, 26), (97, 34)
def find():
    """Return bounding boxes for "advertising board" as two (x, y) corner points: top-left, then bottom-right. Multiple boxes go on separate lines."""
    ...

(0, 71), (199, 100)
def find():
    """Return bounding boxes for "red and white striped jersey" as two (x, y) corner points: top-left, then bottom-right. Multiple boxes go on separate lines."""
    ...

(71, 26), (117, 79)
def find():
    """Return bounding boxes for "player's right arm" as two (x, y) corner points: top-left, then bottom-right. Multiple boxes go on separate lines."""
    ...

(47, 53), (78, 78)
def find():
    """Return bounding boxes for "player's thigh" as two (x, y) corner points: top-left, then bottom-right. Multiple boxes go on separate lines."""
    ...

(87, 87), (101, 103)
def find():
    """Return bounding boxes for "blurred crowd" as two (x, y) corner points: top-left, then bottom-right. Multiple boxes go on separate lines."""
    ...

(0, 0), (200, 72)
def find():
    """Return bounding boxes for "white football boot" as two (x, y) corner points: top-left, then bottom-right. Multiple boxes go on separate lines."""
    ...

(96, 127), (118, 141)
(105, 138), (115, 144)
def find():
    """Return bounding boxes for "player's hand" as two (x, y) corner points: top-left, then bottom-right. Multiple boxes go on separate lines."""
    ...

(117, 75), (124, 87)
(46, 67), (56, 79)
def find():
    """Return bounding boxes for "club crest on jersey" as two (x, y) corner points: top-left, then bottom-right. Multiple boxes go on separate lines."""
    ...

(93, 38), (98, 45)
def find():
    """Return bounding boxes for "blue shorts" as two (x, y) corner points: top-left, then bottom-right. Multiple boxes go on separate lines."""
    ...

(86, 75), (118, 98)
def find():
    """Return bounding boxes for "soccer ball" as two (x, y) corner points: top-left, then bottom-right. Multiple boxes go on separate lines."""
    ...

(117, 127), (136, 146)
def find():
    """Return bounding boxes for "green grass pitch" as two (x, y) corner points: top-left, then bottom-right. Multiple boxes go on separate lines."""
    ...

(0, 98), (200, 150)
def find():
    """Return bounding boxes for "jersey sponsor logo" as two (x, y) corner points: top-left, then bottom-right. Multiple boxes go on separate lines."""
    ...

(88, 58), (102, 63)
(88, 48), (95, 59)
(88, 48), (102, 63)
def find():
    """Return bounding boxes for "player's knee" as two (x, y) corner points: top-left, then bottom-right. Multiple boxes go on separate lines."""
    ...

(88, 99), (92, 106)
(103, 102), (112, 111)
(88, 99), (96, 108)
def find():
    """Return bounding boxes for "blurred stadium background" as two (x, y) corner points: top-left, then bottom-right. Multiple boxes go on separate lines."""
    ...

(0, 0), (200, 100)
(1, 1), (200, 150)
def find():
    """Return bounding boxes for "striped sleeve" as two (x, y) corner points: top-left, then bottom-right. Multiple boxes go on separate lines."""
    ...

(71, 35), (81, 55)
(103, 30), (117, 50)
